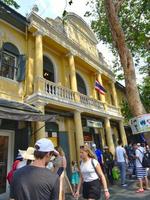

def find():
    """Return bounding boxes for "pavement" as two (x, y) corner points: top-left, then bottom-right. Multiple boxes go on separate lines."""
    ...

(65, 179), (150, 200)
(1, 178), (150, 200)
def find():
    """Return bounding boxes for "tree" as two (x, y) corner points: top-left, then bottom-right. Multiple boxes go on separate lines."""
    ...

(84, 0), (150, 117)
(2, 0), (19, 8)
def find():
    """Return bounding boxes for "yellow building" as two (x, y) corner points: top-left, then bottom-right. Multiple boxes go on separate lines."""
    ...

(0, 2), (127, 197)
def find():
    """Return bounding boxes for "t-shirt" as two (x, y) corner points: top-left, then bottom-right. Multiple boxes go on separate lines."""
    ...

(80, 158), (99, 182)
(10, 165), (59, 200)
(135, 147), (145, 168)
(116, 146), (126, 162)
(95, 149), (103, 164)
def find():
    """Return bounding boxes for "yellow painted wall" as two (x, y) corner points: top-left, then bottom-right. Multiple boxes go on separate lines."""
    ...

(116, 88), (126, 106)
(102, 80), (113, 105)
(0, 20), (26, 101)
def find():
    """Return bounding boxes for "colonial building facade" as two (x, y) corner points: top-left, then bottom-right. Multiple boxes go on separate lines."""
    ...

(0, 2), (127, 197)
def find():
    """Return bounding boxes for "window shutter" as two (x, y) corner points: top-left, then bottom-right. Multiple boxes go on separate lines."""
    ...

(16, 55), (26, 82)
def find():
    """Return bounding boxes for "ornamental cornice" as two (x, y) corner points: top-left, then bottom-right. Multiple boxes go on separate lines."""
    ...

(28, 13), (115, 79)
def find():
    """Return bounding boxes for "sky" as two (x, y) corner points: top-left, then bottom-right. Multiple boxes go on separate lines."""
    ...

(15, 0), (143, 84)
(16, 0), (115, 66)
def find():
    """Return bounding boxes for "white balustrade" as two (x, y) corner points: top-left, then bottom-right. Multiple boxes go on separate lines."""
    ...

(35, 77), (107, 113)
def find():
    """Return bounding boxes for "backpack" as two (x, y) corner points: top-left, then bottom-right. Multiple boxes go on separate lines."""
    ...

(138, 149), (150, 168)
(142, 151), (150, 168)
(6, 160), (20, 184)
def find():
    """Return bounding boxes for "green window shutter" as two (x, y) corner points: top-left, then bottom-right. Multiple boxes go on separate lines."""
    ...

(16, 54), (26, 82)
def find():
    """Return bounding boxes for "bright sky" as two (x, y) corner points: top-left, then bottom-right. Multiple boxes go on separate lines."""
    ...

(15, 0), (143, 84)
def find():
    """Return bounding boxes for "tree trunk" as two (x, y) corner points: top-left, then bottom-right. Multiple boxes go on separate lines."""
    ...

(104, 0), (146, 117)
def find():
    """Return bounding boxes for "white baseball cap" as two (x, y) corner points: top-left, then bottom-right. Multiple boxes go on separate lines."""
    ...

(35, 138), (58, 155)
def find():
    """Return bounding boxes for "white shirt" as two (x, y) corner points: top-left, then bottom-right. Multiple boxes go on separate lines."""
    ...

(80, 158), (99, 182)
(135, 147), (145, 168)
(116, 146), (126, 162)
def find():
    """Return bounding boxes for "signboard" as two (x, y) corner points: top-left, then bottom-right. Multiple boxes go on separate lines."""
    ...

(87, 120), (103, 128)
(129, 114), (150, 134)
(83, 134), (92, 141)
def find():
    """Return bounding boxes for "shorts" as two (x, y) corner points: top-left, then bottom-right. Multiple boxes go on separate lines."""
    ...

(71, 172), (80, 185)
(83, 179), (101, 199)
(136, 167), (147, 179)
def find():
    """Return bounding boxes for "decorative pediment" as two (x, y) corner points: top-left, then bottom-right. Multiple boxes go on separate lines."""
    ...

(65, 12), (98, 44)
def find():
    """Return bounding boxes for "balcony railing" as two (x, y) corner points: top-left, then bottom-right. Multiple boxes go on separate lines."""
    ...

(31, 77), (120, 116)
(45, 79), (76, 102)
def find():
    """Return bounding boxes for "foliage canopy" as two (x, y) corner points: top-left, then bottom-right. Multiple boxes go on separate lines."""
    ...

(87, 0), (149, 79)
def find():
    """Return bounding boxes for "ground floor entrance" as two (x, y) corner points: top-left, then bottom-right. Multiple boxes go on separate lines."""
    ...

(0, 130), (14, 199)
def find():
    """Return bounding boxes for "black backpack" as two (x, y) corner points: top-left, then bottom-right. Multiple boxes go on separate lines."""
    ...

(142, 151), (150, 168)
(138, 149), (150, 168)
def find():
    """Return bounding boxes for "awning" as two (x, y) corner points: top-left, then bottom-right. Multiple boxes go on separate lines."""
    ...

(0, 98), (51, 122)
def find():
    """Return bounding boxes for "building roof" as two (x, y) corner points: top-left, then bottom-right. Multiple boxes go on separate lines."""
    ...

(115, 81), (126, 93)
(0, 1), (28, 32)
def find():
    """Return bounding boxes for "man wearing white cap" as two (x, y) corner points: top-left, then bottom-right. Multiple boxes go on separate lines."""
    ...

(10, 138), (59, 200)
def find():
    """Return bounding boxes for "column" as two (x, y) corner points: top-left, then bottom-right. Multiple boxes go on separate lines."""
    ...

(35, 106), (46, 140)
(35, 31), (43, 78)
(100, 128), (106, 148)
(68, 53), (78, 92)
(34, 30), (45, 140)
(26, 35), (34, 95)
(74, 111), (84, 163)
(104, 118), (115, 155)
(111, 82), (118, 107)
(119, 120), (128, 146)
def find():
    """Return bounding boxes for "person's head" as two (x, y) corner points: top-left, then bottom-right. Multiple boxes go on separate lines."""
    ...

(72, 160), (77, 166)
(146, 145), (149, 151)
(16, 151), (23, 161)
(80, 145), (96, 160)
(92, 143), (96, 149)
(34, 138), (58, 166)
(137, 143), (141, 148)
(19, 147), (35, 165)
(55, 146), (64, 156)
(133, 143), (138, 150)
(118, 140), (122, 146)
(104, 146), (109, 152)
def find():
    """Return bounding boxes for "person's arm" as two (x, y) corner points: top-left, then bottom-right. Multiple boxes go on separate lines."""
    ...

(123, 148), (128, 160)
(62, 156), (67, 169)
(95, 163), (110, 200)
(74, 175), (83, 198)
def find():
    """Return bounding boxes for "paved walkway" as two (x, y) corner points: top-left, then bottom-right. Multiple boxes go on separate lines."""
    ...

(65, 179), (150, 200)
(1, 179), (150, 200)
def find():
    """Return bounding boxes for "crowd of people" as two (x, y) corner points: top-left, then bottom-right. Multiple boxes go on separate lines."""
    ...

(7, 138), (150, 200)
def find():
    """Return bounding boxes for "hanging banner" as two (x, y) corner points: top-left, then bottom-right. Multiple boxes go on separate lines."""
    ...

(129, 114), (150, 134)
(87, 120), (103, 128)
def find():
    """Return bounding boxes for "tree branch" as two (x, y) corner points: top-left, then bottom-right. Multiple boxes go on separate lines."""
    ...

(114, 0), (125, 14)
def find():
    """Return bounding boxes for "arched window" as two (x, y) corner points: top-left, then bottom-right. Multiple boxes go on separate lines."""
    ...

(76, 73), (87, 95)
(0, 42), (20, 80)
(43, 56), (54, 82)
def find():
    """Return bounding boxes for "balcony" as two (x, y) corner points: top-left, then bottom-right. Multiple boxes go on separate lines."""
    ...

(26, 77), (121, 118)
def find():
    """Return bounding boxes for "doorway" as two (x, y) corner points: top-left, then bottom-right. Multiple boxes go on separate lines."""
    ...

(0, 130), (14, 199)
